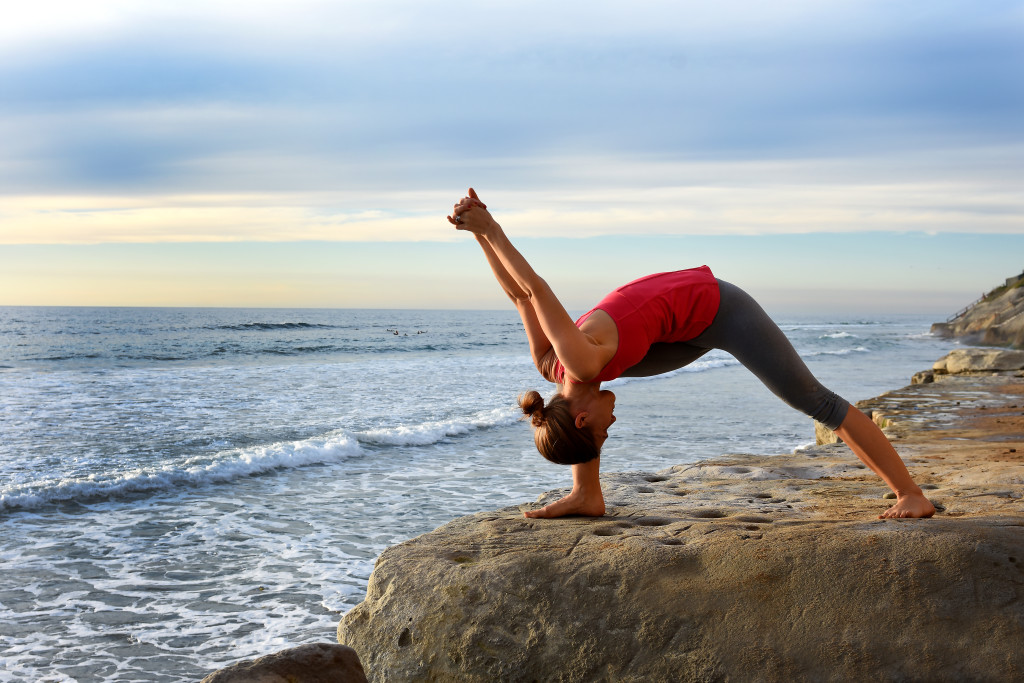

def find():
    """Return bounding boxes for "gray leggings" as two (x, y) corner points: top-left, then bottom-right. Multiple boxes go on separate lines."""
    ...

(620, 279), (850, 430)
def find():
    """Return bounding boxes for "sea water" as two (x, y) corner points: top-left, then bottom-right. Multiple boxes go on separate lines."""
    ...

(0, 306), (956, 681)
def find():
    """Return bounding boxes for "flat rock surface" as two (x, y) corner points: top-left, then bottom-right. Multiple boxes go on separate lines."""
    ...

(338, 375), (1024, 682)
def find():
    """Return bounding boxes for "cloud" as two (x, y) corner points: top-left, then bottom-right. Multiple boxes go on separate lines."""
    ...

(2, 148), (1021, 244)
(0, 1), (1021, 243)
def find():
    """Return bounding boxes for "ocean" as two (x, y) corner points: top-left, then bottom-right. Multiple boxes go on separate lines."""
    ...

(0, 305), (955, 681)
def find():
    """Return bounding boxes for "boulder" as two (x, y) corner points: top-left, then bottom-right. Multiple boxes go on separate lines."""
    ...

(339, 376), (1024, 682)
(911, 369), (934, 384)
(201, 643), (367, 683)
(933, 348), (1024, 374)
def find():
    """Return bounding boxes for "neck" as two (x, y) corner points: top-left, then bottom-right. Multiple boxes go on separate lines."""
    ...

(561, 380), (601, 403)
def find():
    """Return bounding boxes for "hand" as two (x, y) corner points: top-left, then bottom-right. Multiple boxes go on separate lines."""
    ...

(447, 188), (492, 235)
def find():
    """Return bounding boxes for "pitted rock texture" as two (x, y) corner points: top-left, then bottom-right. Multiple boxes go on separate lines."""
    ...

(339, 375), (1024, 682)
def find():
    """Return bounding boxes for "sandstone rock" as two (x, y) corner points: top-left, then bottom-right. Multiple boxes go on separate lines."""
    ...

(933, 274), (1024, 348)
(339, 376), (1024, 682)
(911, 369), (934, 384)
(815, 410), (889, 445)
(814, 418), (841, 445)
(933, 348), (1024, 374)
(201, 643), (367, 683)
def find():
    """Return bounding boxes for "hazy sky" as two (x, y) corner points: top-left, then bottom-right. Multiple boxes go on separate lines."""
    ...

(1, 0), (1021, 312)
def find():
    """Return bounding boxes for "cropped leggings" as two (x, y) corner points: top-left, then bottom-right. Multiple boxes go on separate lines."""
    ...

(620, 279), (850, 430)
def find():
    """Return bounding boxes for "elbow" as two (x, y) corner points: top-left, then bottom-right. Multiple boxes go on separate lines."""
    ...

(563, 358), (603, 384)
(521, 275), (547, 302)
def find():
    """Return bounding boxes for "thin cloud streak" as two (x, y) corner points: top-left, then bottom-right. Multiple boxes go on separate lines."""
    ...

(3, 153), (1021, 244)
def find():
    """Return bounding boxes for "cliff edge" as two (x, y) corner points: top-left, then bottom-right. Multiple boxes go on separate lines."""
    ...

(338, 369), (1024, 682)
(932, 270), (1024, 348)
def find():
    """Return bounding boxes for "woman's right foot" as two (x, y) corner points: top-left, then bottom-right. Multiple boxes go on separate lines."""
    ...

(880, 492), (936, 519)
(524, 490), (605, 519)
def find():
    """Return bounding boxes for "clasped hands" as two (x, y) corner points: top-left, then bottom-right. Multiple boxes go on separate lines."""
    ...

(447, 188), (490, 233)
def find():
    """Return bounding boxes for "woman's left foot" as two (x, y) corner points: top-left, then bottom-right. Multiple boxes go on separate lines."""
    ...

(880, 492), (936, 519)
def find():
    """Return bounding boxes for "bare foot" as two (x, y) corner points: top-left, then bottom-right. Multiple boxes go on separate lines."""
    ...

(524, 489), (605, 519)
(880, 492), (936, 519)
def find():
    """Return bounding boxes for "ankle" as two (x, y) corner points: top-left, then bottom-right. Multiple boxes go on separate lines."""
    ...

(570, 484), (603, 498)
(896, 486), (924, 498)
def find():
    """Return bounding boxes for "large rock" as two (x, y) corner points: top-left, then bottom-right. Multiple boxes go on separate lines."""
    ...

(339, 376), (1024, 682)
(933, 347), (1024, 374)
(201, 643), (367, 683)
(932, 274), (1024, 348)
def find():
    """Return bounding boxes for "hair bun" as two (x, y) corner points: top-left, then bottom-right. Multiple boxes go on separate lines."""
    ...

(518, 390), (546, 427)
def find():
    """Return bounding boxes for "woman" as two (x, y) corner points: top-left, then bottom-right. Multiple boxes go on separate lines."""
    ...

(448, 189), (936, 521)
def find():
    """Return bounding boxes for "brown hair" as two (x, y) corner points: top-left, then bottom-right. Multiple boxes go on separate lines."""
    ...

(518, 390), (599, 465)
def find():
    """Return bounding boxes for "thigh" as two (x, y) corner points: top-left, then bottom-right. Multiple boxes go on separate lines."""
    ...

(620, 342), (711, 377)
(691, 280), (815, 386)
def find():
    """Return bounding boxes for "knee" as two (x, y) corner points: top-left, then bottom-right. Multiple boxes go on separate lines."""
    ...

(807, 388), (849, 430)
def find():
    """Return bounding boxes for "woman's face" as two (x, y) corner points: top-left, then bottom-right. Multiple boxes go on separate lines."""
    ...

(580, 389), (616, 448)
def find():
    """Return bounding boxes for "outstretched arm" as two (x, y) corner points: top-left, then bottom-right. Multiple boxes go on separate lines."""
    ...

(470, 232), (555, 375)
(450, 189), (613, 382)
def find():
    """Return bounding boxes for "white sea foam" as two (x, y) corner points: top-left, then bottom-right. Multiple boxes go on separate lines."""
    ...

(356, 407), (520, 446)
(0, 431), (364, 512)
(606, 356), (741, 387)
(0, 406), (526, 512)
(820, 331), (857, 339)
(805, 346), (871, 357)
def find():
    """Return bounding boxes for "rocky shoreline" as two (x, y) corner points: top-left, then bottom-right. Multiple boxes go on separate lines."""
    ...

(931, 271), (1024, 348)
(203, 350), (1024, 682)
(335, 354), (1024, 682)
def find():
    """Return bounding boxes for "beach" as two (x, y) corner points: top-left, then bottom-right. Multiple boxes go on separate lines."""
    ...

(0, 307), (961, 680)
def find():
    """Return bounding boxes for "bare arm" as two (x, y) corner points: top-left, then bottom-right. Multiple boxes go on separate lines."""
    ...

(450, 189), (613, 382)
(470, 233), (555, 375)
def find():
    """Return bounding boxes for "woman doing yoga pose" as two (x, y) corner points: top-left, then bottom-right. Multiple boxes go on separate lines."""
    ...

(448, 189), (936, 521)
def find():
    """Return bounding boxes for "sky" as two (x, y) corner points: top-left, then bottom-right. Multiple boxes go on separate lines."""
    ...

(0, 0), (1022, 313)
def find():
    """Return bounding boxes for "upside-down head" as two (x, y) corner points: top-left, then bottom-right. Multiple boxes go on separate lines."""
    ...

(518, 390), (600, 464)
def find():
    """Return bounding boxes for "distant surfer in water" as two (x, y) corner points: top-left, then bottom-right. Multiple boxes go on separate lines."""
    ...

(448, 188), (935, 520)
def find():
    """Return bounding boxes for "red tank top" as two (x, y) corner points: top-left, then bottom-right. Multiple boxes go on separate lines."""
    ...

(553, 266), (720, 384)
